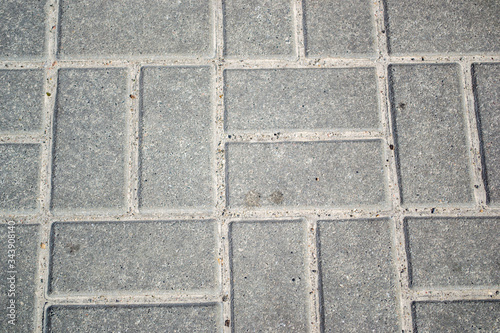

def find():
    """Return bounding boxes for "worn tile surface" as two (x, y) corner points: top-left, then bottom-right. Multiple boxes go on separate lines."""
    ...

(58, 0), (213, 58)
(230, 221), (308, 332)
(405, 217), (500, 288)
(318, 219), (399, 332)
(49, 220), (217, 295)
(0, 224), (39, 333)
(389, 64), (473, 205)
(0, 70), (44, 133)
(473, 63), (500, 205)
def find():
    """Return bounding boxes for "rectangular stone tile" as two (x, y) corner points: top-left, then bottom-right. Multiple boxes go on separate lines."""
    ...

(473, 63), (500, 205)
(45, 304), (220, 332)
(48, 220), (217, 295)
(0, 70), (44, 133)
(413, 301), (500, 332)
(405, 217), (500, 288)
(58, 0), (213, 59)
(224, 68), (380, 131)
(303, 0), (376, 57)
(389, 64), (473, 205)
(0, 144), (40, 212)
(226, 140), (388, 209)
(0, 224), (40, 333)
(51, 68), (127, 212)
(139, 66), (213, 211)
(385, 0), (500, 54)
(0, 0), (47, 58)
(224, 0), (295, 58)
(318, 219), (399, 332)
(230, 220), (308, 332)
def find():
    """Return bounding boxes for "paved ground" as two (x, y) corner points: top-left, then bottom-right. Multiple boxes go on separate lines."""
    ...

(0, 0), (499, 332)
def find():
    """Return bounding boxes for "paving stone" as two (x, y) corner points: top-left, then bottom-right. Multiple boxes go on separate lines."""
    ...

(224, 0), (295, 58)
(45, 304), (220, 332)
(0, 0), (47, 58)
(318, 219), (399, 332)
(0, 145), (40, 212)
(0, 224), (39, 333)
(0, 70), (44, 133)
(473, 63), (500, 205)
(413, 301), (500, 332)
(405, 217), (500, 288)
(303, 0), (376, 57)
(224, 68), (380, 131)
(139, 67), (213, 211)
(48, 220), (217, 295)
(58, 0), (213, 59)
(226, 140), (387, 209)
(385, 0), (500, 55)
(230, 220), (308, 332)
(389, 64), (473, 205)
(51, 68), (127, 212)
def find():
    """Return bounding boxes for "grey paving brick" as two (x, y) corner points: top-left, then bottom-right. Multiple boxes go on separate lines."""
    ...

(224, 68), (380, 131)
(226, 140), (387, 209)
(473, 63), (500, 205)
(224, 0), (295, 58)
(385, 0), (500, 55)
(0, 70), (44, 133)
(405, 217), (500, 288)
(45, 304), (220, 332)
(58, 0), (213, 59)
(413, 301), (500, 332)
(0, 224), (39, 333)
(139, 67), (213, 211)
(389, 64), (473, 205)
(303, 0), (376, 57)
(0, 144), (40, 212)
(0, 0), (47, 58)
(51, 68), (127, 212)
(230, 220), (308, 332)
(318, 219), (399, 332)
(48, 220), (217, 295)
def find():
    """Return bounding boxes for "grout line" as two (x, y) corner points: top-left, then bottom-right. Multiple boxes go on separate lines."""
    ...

(225, 130), (383, 142)
(412, 288), (500, 302)
(306, 218), (321, 333)
(35, 1), (59, 332)
(460, 60), (488, 207)
(293, 0), (306, 61)
(45, 293), (220, 304)
(126, 64), (141, 216)
(373, 0), (413, 329)
(214, 1), (230, 332)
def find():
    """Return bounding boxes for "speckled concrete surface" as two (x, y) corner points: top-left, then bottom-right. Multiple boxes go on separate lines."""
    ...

(0, 0), (499, 332)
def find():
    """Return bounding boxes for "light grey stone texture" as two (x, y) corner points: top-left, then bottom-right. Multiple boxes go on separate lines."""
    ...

(0, 224), (39, 333)
(389, 64), (473, 205)
(413, 301), (500, 332)
(139, 67), (213, 211)
(226, 140), (387, 209)
(405, 217), (500, 288)
(224, 0), (295, 58)
(58, 0), (213, 59)
(0, 0), (47, 58)
(318, 219), (399, 332)
(0, 144), (40, 212)
(303, 0), (376, 57)
(385, 0), (500, 55)
(45, 304), (220, 332)
(51, 68), (127, 212)
(0, 70), (44, 133)
(473, 63), (500, 205)
(224, 68), (380, 131)
(48, 220), (217, 295)
(230, 220), (308, 332)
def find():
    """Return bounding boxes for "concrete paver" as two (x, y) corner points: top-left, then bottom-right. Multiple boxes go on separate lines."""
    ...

(0, 0), (499, 332)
